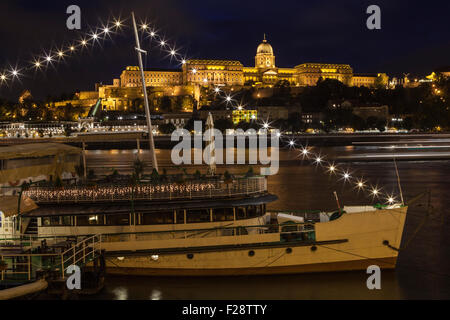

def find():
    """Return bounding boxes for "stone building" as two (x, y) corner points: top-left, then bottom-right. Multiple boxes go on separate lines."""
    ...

(82, 36), (390, 112)
(115, 36), (387, 90)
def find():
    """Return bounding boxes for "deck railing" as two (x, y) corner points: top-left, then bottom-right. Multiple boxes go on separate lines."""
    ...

(59, 234), (102, 279)
(22, 177), (267, 203)
(0, 234), (102, 282)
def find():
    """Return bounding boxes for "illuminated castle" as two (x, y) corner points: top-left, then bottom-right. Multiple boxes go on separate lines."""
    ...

(70, 36), (389, 111)
(119, 35), (387, 89)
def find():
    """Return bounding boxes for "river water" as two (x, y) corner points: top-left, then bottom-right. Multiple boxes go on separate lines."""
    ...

(79, 141), (450, 299)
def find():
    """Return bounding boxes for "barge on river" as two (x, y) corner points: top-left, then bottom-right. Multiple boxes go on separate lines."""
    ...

(2, 175), (407, 276)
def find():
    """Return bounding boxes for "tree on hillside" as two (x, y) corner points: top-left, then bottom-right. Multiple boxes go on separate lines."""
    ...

(160, 96), (172, 112)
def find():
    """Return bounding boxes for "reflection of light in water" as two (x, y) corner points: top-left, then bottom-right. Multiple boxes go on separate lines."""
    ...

(109, 150), (119, 155)
(150, 289), (162, 300)
(112, 287), (128, 300)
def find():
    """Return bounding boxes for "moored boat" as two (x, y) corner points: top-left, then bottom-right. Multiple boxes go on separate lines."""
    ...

(8, 176), (407, 276)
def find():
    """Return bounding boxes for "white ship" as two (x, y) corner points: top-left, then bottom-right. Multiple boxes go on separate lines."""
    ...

(0, 143), (408, 277)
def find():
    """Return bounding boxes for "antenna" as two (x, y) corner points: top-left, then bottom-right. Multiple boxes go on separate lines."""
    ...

(393, 157), (404, 205)
(131, 11), (158, 172)
(333, 191), (342, 215)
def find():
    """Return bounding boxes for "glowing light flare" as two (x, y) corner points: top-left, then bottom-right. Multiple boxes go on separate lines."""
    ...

(160, 40), (166, 46)
(371, 187), (380, 198)
(181, 59), (186, 64)
(342, 171), (351, 180)
(327, 163), (337, 174)
(141, 24), (148, 30)
(387, 196), (395, 204)
(191, 68), (197, 74)
(150, 31), (156, 37)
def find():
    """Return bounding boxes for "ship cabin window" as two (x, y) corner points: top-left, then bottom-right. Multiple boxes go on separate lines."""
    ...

(236, 207), (247, 220)
(213, 208), (234, 222)
(42, 216), (73, 226)
(247, 205), (262, 218)
(141, 212), (174, 225)
(186, 209), (210, 223)
(106, 214), (130, 226)
(77, 215), (105, 226)
(235, 205), (264, 220)
(175, 210), (184, 224)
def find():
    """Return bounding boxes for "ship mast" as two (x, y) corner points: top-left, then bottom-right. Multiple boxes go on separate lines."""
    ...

(131, 11), (158, 172)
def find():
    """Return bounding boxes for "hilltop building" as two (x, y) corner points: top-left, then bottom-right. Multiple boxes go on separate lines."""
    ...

(56, 36), (389, 112)
(117, 35), (388, 90)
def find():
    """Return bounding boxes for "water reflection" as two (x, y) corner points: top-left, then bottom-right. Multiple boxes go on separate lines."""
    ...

(150, 289), (162, 300)
(112, 287), (128, 300)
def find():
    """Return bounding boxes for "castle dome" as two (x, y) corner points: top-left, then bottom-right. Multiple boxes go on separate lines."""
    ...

(257, 35), (273, 55)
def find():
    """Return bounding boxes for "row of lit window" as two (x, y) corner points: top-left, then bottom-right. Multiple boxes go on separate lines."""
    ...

(40, 205), (265, 226)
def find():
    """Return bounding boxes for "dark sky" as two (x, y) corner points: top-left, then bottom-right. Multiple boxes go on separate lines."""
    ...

(0, 0), (449, 100)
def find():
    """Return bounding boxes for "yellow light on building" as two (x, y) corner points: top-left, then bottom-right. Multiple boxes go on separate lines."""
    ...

(232, 109), (257, 124)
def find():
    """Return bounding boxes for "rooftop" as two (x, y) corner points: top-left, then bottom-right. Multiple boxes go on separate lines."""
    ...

(187, 59), (243, 66)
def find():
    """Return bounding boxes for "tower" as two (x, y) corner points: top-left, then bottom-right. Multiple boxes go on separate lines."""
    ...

(255, 34), (275, 69)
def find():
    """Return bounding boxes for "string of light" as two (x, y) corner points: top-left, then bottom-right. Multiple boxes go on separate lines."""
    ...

(288, 142), (398, 205)
(0, 17), (127, 87)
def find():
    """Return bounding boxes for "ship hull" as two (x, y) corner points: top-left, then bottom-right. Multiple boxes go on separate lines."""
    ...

(105, 257), (397, 277)
(100, 206), (408, 276)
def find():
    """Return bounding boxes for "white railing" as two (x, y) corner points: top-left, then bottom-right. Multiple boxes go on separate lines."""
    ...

(0, 234), (102, 281)
(23, 177), (267, 203)
(59, 234), (102, 279)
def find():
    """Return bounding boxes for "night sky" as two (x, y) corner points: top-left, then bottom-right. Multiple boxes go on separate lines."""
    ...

(0, 0), (449, 100)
